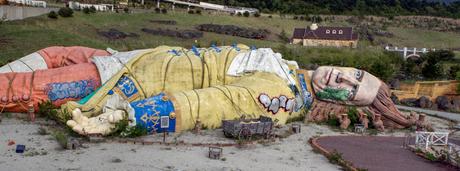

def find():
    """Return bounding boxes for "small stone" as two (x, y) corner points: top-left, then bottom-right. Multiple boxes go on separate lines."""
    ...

(111, 158), (122, 163)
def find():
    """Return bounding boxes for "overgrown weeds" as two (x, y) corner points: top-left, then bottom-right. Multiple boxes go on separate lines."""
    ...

(327, 149), (343, 164)
(53, 130), (68, 149)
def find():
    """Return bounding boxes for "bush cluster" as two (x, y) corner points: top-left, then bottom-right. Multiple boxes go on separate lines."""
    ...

(83, 6), (97, 14)
(58, 7), (73, 17)
(48, 11), (58, 19)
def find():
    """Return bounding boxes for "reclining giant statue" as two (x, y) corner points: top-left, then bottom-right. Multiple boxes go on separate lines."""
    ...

(0, 44), (426, 135)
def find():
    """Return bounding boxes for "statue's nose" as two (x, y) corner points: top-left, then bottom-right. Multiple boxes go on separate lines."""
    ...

(339, 74), (359, 85)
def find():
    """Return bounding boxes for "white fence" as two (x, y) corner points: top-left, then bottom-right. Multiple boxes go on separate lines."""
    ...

(384, 46), (435, 59)
(415, 131), (449, 150)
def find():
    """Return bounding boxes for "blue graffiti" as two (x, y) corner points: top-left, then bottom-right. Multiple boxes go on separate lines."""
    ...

(298, 73), (313, 110)
(114, 76), (138, 100)
(46, 79), (97, 102)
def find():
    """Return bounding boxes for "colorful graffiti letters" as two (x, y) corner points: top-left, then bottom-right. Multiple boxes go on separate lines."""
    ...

(258, 94), (297, 114)
(45, 79), (97, 102)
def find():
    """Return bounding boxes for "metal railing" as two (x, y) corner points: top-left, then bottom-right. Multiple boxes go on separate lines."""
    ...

(415, 131), (449, 150)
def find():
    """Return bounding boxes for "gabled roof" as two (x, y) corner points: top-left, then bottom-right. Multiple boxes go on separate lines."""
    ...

(292, 26), (358, 41)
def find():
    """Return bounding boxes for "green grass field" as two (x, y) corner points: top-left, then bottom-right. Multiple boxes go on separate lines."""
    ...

(0, 10), (459, 64)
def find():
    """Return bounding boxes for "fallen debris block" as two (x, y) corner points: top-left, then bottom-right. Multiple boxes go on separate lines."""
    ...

(291, 124), (301, 133)
(196, 24), (270, 40)
(354, 124), (365, 134)
(141, 28), (203, 39)
(16, 144), (25, 153)
(208, 147), (223, 160)
(67, 138), (81, 150)
(8, 140), (15, 146)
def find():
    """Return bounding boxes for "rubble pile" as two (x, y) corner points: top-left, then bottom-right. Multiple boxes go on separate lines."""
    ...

(97, 29), (139, 40)
(196, 24), (270, 40)
(141, 28), (203, 39)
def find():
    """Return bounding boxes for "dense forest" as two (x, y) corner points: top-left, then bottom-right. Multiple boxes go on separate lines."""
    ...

(201, 0), (460, 18)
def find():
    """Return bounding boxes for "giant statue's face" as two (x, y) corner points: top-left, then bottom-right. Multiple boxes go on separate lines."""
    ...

(311, 66), (381, 106)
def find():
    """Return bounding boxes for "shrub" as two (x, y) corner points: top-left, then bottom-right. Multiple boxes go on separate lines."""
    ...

(82, 7), (90, 14)
(89, 6), (96, 13)
(188, 10), (195, 14)
(123, 7), (129, 13)
(268, 15), (272, 18)
(448, 65), (460, 79)
(278, 29), (289, 42)
(48, 11), (58, 19)
(154, 7), (161, 13)
(161, 8), (167, 14)
(196, 9), (201, 14)
(293, 16), (298, 20)
(58, 7), (73, 17)
(236, 12), (242, 16)
(254, 12), (260, 17)
(53, 131), (68, 149)
(327, 150), (343, 164)
(243, 11), (250, 17)
(457, 71), (460, 93)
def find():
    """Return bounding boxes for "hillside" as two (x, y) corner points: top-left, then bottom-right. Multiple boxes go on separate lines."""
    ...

(202, 0), (460, 18)
(1, 9), (460, 82)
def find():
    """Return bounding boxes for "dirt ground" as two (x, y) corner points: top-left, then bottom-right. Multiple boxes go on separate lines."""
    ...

(0, 113), (456, 171)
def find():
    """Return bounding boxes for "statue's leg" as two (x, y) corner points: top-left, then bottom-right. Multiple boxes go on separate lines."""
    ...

(0, 63), (101, 113)
(0, 46), (109, 73)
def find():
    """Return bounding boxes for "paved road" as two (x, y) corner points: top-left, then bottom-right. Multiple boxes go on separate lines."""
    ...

(397, 105), (460, 125)
(0, 5), (57, 21)
(316, 136), (458, 171)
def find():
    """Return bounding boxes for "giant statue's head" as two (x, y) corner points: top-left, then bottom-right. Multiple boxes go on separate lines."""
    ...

(312, 66), (381, 106)
(308, 66), (412, 128)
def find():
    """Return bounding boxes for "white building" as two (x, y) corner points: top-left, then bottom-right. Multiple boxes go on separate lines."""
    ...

(7, 0), (46, 8)
(68, 1), (113, 11)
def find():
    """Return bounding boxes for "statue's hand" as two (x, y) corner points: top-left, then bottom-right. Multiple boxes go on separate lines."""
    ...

(66, 108), (125, 136)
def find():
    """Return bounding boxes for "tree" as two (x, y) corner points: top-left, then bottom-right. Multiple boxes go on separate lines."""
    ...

(254, 12), (260, 17)
(154, 8), (161, 13)
(89, 6), (97, 13)
(278, 29), (289, 43)
(457, 71), (460, 93)
(243, 11), (250, 17)
(161, 8), (167, 14)
(48, 11), (58, 19)
(83, 7), (91, 14)
(58, 7), (73, 17)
